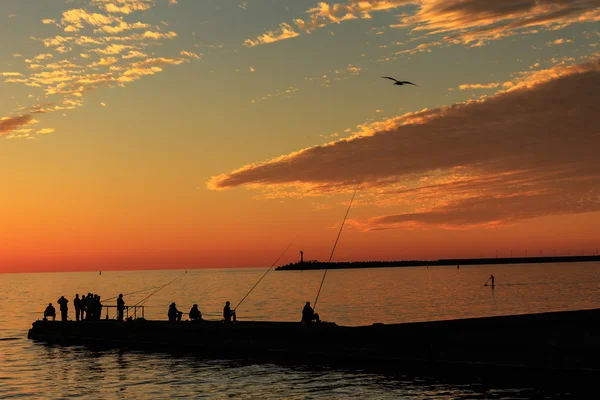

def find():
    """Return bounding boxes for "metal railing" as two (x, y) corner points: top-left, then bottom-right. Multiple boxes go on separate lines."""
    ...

(102, 305), (145, 320)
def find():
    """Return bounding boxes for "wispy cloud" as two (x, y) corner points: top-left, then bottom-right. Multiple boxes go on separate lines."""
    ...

(208, 60), (600, 228)
(457, 83), (499, 90)
(245, 1), (409, 47)
(1, 0), (198, 138)
(245, 0), (600, 53)
(547, 38), (573, 46)
(0, 115), (36, 136)
(244, 22), (300, 47)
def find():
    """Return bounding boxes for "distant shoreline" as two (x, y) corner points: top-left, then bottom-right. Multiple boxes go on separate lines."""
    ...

(275, 255), (600, 271)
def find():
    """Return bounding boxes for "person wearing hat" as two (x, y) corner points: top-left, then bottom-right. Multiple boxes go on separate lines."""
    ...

(168, 302), (183, 322)
(223, 301), (236, 322)
(117, 294), (125, 322)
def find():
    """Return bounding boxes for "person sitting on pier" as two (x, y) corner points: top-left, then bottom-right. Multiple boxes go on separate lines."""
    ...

(57, 296), (69, 322)
(168, 302), (183, 322)
(189, 304), (202, 321)
(44, 303), (56, 321)
(117, 294), (125, 322)
(74, 294), (81, 322)
(302, 302), (320, 324)
(223, 301), (236, 322)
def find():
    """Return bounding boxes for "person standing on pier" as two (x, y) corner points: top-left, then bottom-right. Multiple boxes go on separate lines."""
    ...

(79, 293), (86, 320)
(85, 293), (93, 320)
(117, 294), (125, 322)
(57, 296), (69, 322)
(74, 294), (81, 322)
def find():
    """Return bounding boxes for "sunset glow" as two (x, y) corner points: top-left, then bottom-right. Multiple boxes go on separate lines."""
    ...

(1, 0), (599, 273)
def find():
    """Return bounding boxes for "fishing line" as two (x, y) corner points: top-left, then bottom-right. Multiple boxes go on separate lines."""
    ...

(104, 285), (161, 302)
(234, 244), (291, 311)
(313, 183), (360, 311)
(133, 270), (188, 308)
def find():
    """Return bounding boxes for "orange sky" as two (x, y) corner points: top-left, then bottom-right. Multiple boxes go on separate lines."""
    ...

(1, 1), (600, 273)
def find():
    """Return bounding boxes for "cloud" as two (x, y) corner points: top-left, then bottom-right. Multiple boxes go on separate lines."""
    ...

(5, 0), (198, 135)
(246, 0), (600, 50)
(91, 44), (136, 55)
(92, 0), (155, 14)
(0, 115), (36, 136)
(122, 50), (147, 59)
(244, 22), (300, 47)
(34, 53), (54, 61)
(60, 9), (119, 32)
(458, 83), (499, 90)
(245, 1), (411, 46)
(36, 128), (55, 134)
(392, 0), (600, 50)
(547, 38), (573, 46)
(208, 60), (600, 228)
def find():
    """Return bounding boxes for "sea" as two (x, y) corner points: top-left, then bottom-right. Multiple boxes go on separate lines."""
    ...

(1, 262), (599, 399)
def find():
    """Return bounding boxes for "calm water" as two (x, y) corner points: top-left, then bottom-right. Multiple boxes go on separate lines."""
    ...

(1, 263), (599, 399)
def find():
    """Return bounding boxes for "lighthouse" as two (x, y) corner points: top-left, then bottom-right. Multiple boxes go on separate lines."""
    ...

(300, 250), (304, 263)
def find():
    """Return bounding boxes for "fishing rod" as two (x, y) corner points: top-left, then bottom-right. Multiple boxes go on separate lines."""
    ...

(313, 183), (360, 311)
(104, 285), (161, 302)
(234, 244), (291, 311)
(133, 270), (188, 307)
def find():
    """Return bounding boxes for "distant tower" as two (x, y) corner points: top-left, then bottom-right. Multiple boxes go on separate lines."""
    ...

(300, 250), (304, 263)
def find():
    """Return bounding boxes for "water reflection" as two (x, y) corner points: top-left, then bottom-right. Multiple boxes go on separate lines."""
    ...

(1, 263), (598, 398)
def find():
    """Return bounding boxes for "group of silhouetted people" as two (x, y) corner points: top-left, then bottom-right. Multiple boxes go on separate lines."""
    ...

(167, 301), (238, 323)
(167, 302), (205, 322)
(44, 295), (322, 325)
(164, 300), (320, 324)
(44, 293), (104, 322)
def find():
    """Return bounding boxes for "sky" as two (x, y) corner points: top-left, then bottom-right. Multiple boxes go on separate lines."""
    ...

(1, 0), (599, 273)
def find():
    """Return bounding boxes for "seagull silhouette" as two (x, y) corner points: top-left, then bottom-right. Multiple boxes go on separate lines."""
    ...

(381, 76), (419, 87)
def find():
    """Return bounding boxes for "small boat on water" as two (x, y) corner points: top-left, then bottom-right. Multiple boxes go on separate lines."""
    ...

(28, 308), (600, 387)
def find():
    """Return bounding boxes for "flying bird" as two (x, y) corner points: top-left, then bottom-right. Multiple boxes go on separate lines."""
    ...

(381, 76), (419, 87)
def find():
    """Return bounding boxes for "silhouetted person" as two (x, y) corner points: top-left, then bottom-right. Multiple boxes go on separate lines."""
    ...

(189, 304), (202, 321)
(94, 294), (102, 321)
(302, 302), (320, 324)
(490, 274), (495, 287)
(74, 294), (81, 321)
(85, 293), (93, 320)
(168, 302), (183, 322)
(223, 301), (236, 322)
(44, 303), (56, 321)
(79, 293), (86, 320)
(117, 294), (125, 322)
(57, 296), (69, 322)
